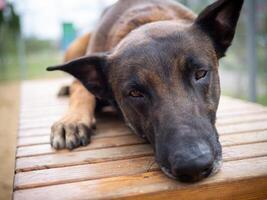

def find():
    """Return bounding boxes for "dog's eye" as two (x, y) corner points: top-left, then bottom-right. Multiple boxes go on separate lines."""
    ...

(129, 89), (144, 98)
(195, 70), (207, 80)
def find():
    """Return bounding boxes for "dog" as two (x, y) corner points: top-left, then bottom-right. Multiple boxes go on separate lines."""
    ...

(47, 0), (244, 182)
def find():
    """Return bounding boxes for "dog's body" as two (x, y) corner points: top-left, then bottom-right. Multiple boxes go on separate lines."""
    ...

(48, 0), (244, 182)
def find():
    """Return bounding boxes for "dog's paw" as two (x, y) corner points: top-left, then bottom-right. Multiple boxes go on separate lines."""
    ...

(50, 115), (95, 150)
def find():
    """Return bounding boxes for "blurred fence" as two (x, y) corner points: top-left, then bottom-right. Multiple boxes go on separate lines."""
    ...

(0, 0), (267, 105)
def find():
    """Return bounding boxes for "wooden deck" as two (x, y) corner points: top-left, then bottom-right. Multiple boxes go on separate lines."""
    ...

(13, 79), (267, 200)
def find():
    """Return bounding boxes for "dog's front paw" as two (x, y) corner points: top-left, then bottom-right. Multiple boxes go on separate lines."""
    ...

(50, 115), (95, 150)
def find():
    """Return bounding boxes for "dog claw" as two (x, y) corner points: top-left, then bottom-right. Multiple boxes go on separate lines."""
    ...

(80, 137), (89, 146)
(53, 140), (65, 150)
(50, 121), (92, 150)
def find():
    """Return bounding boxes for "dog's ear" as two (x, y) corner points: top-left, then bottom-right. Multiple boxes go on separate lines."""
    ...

(195, 0), (244, 58)
(47, 53), (110, 99)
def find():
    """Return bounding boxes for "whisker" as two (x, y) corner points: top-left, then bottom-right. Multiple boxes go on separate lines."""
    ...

(146, 158), (157, 172)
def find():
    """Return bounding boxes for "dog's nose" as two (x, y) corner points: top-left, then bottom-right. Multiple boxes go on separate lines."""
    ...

(170, 141), (214, 182)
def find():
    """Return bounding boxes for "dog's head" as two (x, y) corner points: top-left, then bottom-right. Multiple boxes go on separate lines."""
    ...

(48, 0), (243, 182)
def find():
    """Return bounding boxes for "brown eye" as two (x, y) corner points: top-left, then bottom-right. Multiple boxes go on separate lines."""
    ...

(195, 70), (207, 80)
(129, 89), (144, 97)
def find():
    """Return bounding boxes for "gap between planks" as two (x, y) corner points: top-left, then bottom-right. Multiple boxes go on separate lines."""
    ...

(16, 129), (267, 158)
(17, 119), (267, 147)
(18, 110), (267, 130)
(14, 143), (267, 190)
(17, 110), (267, 133)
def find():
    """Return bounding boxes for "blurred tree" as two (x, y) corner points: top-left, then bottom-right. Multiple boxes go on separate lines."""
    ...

(261, 14), (267, 95)
(0, 2), (22, 81)
(6, 3), (20, 33)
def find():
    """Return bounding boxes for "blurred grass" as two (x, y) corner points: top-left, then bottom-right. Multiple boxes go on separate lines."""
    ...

(0, 38), (65, 82)
(258, 95), (267, 106)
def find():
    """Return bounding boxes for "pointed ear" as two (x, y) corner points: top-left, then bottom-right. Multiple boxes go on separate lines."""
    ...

(47, 53), (110, 99)
(195, 0), (244, 58)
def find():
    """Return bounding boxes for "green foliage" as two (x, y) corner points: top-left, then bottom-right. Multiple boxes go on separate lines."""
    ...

(0, 3), (20, 32)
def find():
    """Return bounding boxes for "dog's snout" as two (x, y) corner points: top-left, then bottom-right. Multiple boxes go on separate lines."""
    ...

(169, 141), (214, 182)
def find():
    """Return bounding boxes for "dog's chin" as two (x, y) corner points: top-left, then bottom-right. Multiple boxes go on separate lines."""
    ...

(209, 157), (223, 176)
(160, 166), (177, 180)
(160, 158), (223, 183)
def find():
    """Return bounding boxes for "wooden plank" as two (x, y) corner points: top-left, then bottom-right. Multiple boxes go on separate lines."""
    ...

(126, 177), (267, 200)
(218, 99), (265, 110)
(18, 113), (267, 137)
(19, 107), (266, 121)
(220, 130), (267, 146)
(19, 112), (119, 130)
(14, 138), (267, 189)
(13, 156), (267, 200)
(18, 120), (129, 138)
(19, 110), (65, 120)
(19, 100), (261, 115)
(18, 109), (267, 131)
(20, 104), (67, 112)
(19, 98), (267, 121)
(16, 135), (146, 158)
(20, 99), (67, 108)
(19, 117), (59, 127)
(17, 118), (267, 147)
(14, 80), (267, 200)
(17, 130), (132, 147)
(18, 128), (51, 138)
(217, 103), (264, 111)
(217, 108), (267, 118)
(16, 129), (267, 158)
(216, 112), (267, 126)
(20, 105), (66, 113)
(15, 141), (267, 173)
(217, 120), (267, 134)
(15, 144), (153, 172)
(222, 142), (267, 161)
(14, 156), (156, 190)
(20, 101), (262, 116)
(17, 136), (50, 147)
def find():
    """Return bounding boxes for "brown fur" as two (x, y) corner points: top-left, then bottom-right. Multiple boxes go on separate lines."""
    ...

(50, 33), (96, 149)
(48, 0), (243, 182)
(64, 32), (91, 62)
(51, 0), (194, 149)
(87, 0), (195, 53)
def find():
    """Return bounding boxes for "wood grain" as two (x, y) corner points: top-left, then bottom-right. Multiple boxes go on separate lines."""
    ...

(13, 79), (267, 200)
(16, 130), (267, 158)
(16, 135), (146, 158)
(16, 144), (153, 172)
(14, 156), (267, 200)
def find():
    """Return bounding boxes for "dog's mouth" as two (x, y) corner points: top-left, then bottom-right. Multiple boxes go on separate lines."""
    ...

(160, 157), (223, 183)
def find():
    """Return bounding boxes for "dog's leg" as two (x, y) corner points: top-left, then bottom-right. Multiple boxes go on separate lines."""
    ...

(51, 80), (96, 149)
(50, 33), (97, 150)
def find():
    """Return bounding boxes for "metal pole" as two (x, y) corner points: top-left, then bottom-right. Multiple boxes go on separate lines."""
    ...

(246, 0), (258, 102)
(17, 32), (27, 80)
